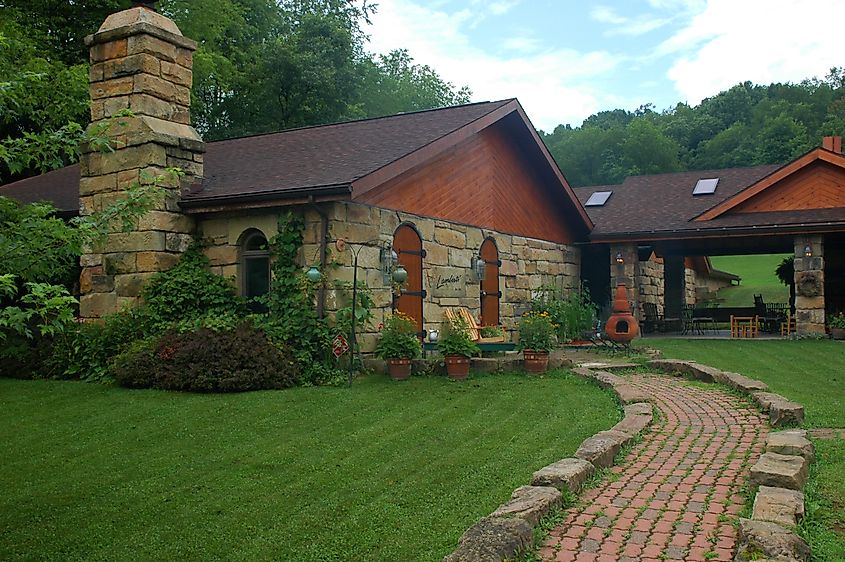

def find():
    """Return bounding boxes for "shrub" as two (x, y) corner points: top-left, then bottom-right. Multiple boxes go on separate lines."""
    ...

(518, 311), (556, 351)
(141, 246), (245, 328)
(437, 314), (479, 358)
(531, 286), (597, 342)
(375, 312), (421, 359)
(114, 322), (300, 392)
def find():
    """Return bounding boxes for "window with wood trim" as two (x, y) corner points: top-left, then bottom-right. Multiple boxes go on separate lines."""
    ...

(240, 229), (271, 301)
(480, 237), (500, 326)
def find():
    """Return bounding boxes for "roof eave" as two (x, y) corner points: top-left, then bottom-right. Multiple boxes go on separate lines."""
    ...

(179, 183), (352, 214)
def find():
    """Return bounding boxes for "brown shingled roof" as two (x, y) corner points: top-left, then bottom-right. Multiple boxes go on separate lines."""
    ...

(182, 100), (513, 205)
(575, 164), (783, 239)
(0, 164), (80, 215)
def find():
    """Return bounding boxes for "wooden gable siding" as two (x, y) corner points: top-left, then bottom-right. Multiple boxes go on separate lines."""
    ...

(356, 123), (575, 244)
(731, 161), (845, 213)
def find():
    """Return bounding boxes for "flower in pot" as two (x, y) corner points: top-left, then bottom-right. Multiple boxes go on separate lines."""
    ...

(437, 314), (479, 380)
(828, 312), (845, 340)
(518, 311), (556, 374)
(375, 312), (422, 380)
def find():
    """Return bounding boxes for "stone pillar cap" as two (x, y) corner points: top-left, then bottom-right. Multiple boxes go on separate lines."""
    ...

(84, 7), (196, 50)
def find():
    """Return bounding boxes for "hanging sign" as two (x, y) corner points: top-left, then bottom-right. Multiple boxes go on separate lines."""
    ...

(332, 334), (349, 358)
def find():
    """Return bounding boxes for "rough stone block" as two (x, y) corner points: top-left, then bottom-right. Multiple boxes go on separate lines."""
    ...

(115, 272), (156, 297)
(769, 399), (805, 428)
(91, 76), (135, 100)
(106, 231), (166, 252)
(612, 404), (653, 437)
(767, 431), (814, 462)
(442, 516), (533, 562)
(80, 292), (118, 319)
(719, 371), (769, 393)
(103, 52), (161, 80)
(531, 458), (595, 493)
(85, 143), (168, 176)
(753, 486), (805, 528)
(165, 232), (194, 252)
(735, 518), (809, 562)
(103, 252), (137, 275)
(126, 33), (178, 63)
(548, 350), (572, 369)
(434, 227), (466, 248)
(79, 173), (118, 196)
(491, 485), (561, 526)
(159, 60), (192, 87)
(614, 383), (651, 405)
(135, 251), (180, 273)
(750, 453), (809, 491)
(90, 38), (128, 63)
(575, 430), (629, 468)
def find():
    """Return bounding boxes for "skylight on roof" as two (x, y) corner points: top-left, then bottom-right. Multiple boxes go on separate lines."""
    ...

(585, 190), (612, 206)
(693, 178), (719, 195)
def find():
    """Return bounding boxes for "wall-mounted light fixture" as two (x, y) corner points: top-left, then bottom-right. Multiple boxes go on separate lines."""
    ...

(471, 255), (487, 282)
(615, 252), (624, 264)
(804, 243), (813, 258)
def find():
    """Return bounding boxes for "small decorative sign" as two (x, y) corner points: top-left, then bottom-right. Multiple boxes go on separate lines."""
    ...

(332, 334), (349, 357)
(430, 267), (466, 298)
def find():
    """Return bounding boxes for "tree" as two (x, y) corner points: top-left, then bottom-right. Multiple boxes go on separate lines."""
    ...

(621, 119), (681, 175)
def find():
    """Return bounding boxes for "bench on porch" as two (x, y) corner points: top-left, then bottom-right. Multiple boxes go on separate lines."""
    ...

(424, 308), (517, 354)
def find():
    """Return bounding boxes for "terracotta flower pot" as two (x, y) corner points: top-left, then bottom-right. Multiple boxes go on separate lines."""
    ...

(444, 355), (471, 380)
(387, 358), (412, 380)
(830, 327), (845, 340)
(523, 350), (550, 374)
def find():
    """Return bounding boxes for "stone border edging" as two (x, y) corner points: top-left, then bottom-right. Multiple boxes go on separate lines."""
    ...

(646, 359), (814, 562)
(442, 366), (654, 562)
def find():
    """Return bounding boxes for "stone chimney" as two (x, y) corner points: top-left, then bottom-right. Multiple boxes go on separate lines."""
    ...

(79, 4), (204, 319)
(822, 136), (842, 153)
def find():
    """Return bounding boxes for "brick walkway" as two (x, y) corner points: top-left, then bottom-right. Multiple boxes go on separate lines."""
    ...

(540, 374), (769, 562)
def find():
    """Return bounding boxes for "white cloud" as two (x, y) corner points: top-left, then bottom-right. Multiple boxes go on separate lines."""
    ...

(365, 0), (621, 129)
(589, 5), (672, 36)
(590, 6), (627, 25)
(663, 0), (845, 105)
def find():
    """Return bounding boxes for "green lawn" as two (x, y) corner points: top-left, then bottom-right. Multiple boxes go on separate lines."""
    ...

(710, 253), (790, 306)
(645, 339), (845, 560)
(0, 371), (618, 562)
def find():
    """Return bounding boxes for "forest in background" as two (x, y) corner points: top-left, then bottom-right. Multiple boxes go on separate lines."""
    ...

(1, 0), (844, 187)
(543, 73), (845, 187)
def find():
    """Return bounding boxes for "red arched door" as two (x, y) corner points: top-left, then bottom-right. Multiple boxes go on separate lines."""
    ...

(393, 224), (425, 337)
(480, 237), (500, 326)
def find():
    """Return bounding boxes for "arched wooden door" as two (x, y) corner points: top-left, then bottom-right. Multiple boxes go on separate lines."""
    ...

(480, 237), (500, 326)
(393, 224), (425, 337)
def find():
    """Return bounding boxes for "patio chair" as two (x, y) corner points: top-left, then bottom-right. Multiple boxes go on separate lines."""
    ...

(641, 302), (662, 334)
(444, 308), (505, 343)
(780, 312), (796, 336)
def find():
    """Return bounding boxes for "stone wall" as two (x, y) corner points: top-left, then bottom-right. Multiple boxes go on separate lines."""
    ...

(198, 201), (581, 352)
(794, 236), (825, 335)
(638, 257), (664, 315)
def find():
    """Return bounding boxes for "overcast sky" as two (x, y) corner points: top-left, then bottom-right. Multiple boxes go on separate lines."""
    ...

(364, 0), (845, 132)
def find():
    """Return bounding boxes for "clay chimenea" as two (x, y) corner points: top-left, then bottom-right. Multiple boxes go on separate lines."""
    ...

(605, 273), (640, 343)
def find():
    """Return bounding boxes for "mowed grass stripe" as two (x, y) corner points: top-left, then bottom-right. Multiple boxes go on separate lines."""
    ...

(0, 371), (618, 562)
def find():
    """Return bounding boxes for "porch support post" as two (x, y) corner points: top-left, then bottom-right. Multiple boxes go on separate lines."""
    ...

(609, 243), (640, 320)
(664, 255), (686, 329)
(794, 235), (825, 335)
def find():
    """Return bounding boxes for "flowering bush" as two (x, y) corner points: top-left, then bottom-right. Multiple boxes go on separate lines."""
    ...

(375, 312), (421, 359)
(518, 311), (556, 351)
(828, 312), (845, 329)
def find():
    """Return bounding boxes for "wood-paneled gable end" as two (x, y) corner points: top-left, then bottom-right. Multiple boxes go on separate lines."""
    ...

(357, 118), (576, 244)
(697, 147), (845, 221)
(731, 160), (845, 213)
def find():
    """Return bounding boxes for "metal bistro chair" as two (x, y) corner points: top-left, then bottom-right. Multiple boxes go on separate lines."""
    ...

(641, 302), (663, 334)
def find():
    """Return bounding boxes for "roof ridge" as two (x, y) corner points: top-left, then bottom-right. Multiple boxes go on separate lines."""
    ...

(207, 99), (515, 145)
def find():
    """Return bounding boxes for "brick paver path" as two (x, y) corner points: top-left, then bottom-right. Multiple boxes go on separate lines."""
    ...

(540, 374), (769, 562)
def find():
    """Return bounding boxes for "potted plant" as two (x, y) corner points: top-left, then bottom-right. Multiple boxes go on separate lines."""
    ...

(375, 312), (422, 380)
(518, 311), (556, 374)
(437, 314), (479, 380)
(828, 312), (845, 340)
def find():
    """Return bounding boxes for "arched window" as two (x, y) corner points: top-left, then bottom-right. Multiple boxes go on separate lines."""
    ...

(240, 230), (271, 299)
(393, 223), (425, 338)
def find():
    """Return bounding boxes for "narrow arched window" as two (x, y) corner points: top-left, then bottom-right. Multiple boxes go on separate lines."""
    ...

(240, 230), (271, 299)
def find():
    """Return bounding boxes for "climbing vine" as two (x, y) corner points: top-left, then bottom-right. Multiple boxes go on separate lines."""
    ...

(258, 211), (342, 385)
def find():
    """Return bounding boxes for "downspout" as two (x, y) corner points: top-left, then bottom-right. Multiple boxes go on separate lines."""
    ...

(309, 198), (329, 318)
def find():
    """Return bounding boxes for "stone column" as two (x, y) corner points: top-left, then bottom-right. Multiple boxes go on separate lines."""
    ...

(794, 236), (825, 335)
(79, 6), (204, 319)
(663, 255), (686, 327)
(609, 243), (640, 319)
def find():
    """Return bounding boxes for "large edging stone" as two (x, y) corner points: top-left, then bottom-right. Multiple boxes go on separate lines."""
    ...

(753, 486), (805, 528)
(531, 458), (595, 493)
(735, 518), (810, 562)
(767, 431), (814, 462)
(490, 485), (561, 526)
(442, 516), (533, 562)
(575, 430), (629, 468)
(750, 453), (809, 491)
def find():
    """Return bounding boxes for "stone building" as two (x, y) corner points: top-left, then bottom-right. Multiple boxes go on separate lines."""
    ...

(0, 4), (592, 351)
